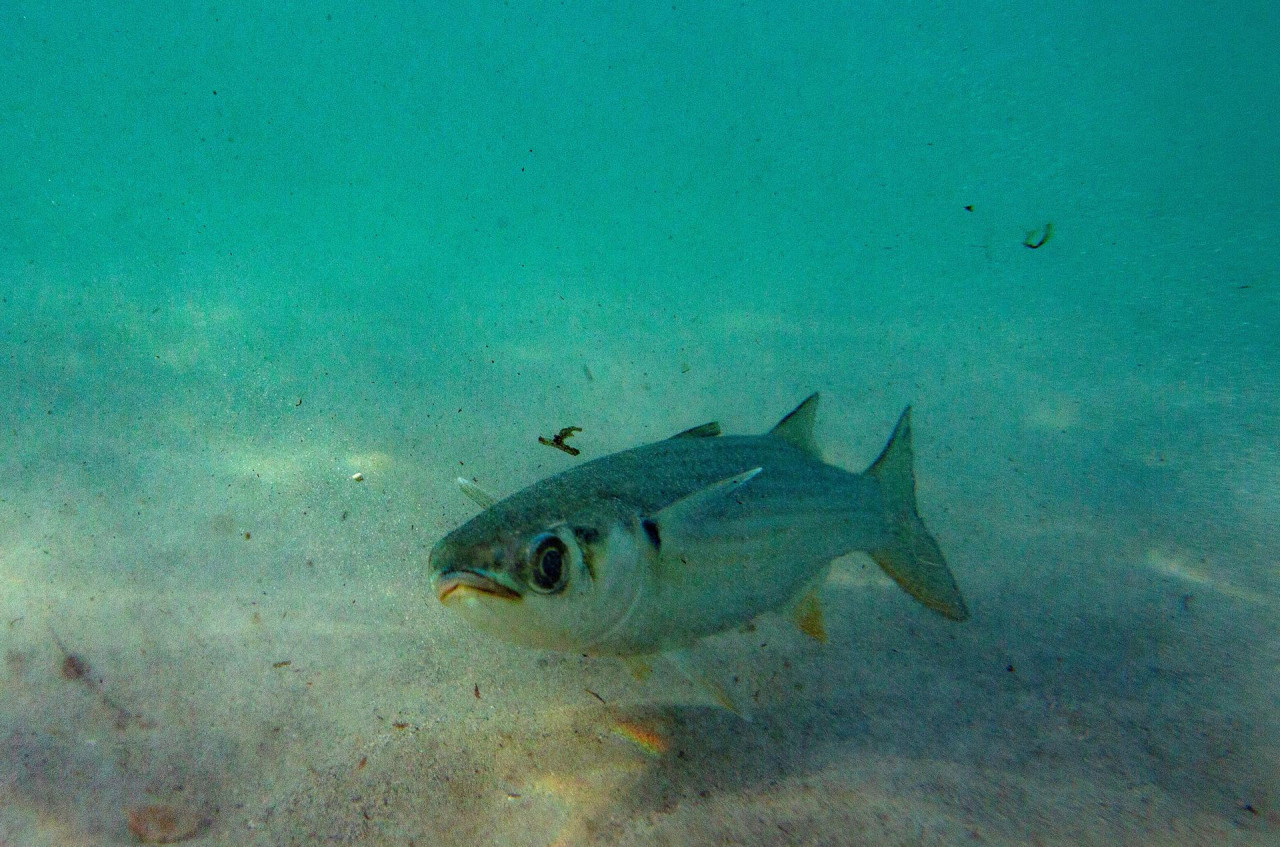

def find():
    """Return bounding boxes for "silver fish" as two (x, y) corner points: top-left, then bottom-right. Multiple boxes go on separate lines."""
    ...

(429, 394), (968, 666)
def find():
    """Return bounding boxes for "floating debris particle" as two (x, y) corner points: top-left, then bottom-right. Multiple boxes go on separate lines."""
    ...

(1023, 222), (1053, 249)
(538, 426), (583, 456)
(52, 628), (143, 728)
(61, 653), (89, 680)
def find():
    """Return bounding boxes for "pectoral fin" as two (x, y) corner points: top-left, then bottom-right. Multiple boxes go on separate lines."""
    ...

(623, 656), (654, 682)
(788, 588), (828, 643)
(648, 467), (762, 552)
(456, 477), (498, 509)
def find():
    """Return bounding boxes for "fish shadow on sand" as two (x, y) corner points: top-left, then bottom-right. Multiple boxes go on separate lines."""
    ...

(516, 573), (1279, 844)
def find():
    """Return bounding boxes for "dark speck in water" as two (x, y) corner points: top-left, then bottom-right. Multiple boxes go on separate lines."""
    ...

(61, 653), (89, 680)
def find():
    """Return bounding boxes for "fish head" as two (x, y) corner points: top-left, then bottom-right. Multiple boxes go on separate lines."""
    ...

(428, 505), (647, 653)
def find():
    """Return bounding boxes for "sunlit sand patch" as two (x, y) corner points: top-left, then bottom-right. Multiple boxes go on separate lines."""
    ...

(1226, 444), (1280, 531)
(492, 707), (669, 847)
(1024, 395), (1081, 431)
(1145, 547), (1271, 605)
(505, 342), (576, 365)
(216, 444), (392, 486)
(221, 445), (327, 485)
(710, 309), (832, 339)
(827, 558), (894, 589)
(4, 806), (95, 847)
(345, 450), (393, 475)
(145, 299), (246, 372)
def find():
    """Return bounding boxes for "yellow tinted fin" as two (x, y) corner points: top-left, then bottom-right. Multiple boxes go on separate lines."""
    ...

(866, 408), (970, 621)
(789, 589), (828, 642)
(623, 656), (653, 681)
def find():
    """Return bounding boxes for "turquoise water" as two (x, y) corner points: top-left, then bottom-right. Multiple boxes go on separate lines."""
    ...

(2, 2), (1277, 844)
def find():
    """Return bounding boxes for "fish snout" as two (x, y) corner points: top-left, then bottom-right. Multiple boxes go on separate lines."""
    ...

(429, 534), (525, 605)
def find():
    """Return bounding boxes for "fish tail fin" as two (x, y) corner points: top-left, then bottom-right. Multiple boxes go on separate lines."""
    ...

(865, 407), (970, 621)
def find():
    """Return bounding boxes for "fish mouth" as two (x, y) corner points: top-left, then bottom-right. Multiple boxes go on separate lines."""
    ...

(435, 570), (522, 604)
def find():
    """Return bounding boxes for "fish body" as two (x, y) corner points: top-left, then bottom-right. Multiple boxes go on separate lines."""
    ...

(428, 394), (968, 659)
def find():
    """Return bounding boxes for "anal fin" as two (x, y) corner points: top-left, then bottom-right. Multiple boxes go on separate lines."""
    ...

(623, 656), (653, 682)
(789, 588), (828, 643)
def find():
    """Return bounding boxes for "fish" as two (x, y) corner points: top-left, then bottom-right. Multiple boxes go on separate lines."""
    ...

(428, 394), (968, 700)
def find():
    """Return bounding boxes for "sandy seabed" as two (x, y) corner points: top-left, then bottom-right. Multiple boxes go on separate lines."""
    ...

(1, 277), (1276, 846)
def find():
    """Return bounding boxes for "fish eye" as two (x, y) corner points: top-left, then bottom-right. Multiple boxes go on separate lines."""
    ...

(527, 533), (569, 594)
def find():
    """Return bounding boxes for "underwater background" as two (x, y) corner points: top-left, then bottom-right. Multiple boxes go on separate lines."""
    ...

(1, 1), (1277, 844)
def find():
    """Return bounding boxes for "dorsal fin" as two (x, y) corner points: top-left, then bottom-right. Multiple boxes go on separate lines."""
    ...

(769, 393), (821, 457)
(669, 421), (721, 439)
